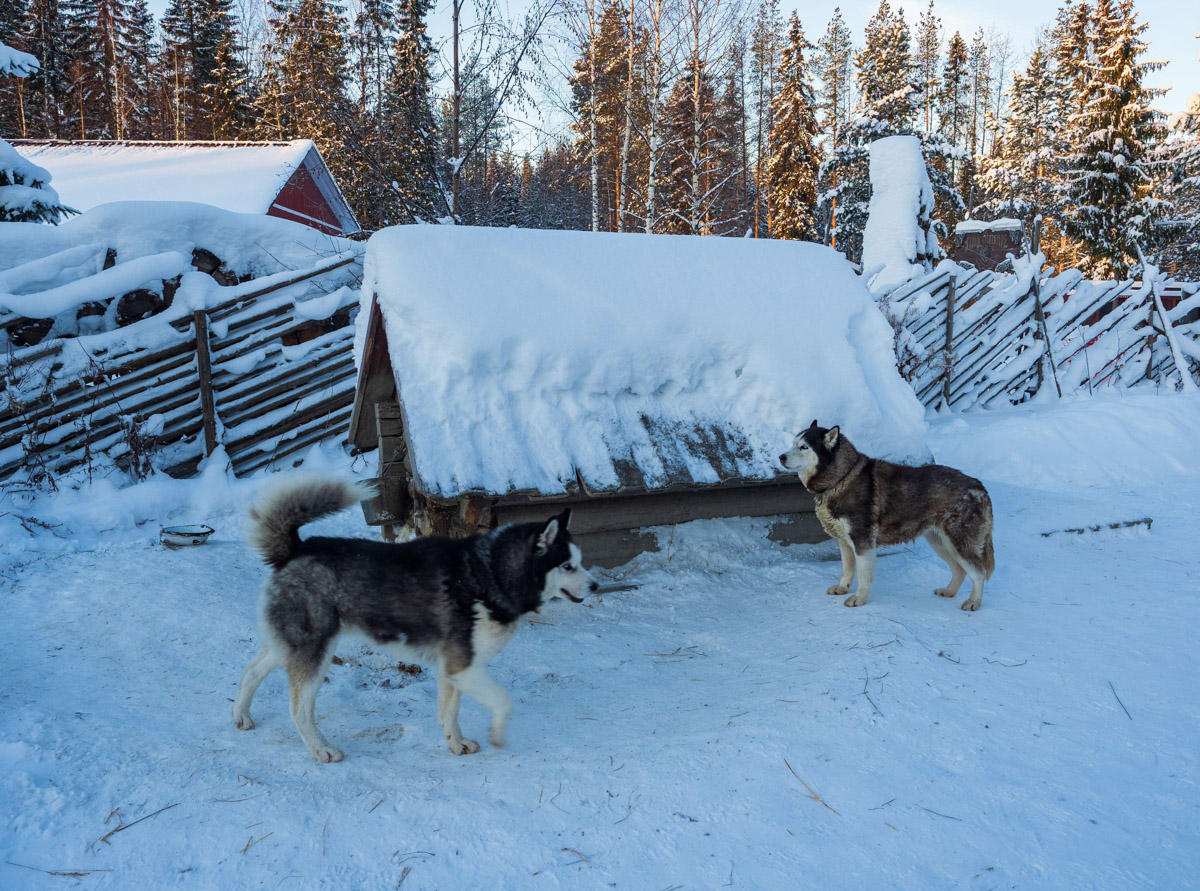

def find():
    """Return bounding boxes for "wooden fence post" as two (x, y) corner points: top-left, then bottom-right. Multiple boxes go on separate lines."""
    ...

(942, 273), (957, 407)
(1028, 219), (1063, 399)
(193, 309), (218, 456)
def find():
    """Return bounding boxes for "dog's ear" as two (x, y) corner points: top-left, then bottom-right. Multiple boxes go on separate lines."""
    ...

(809, 419), (819, 430)
(536, 517), (560, 555)
(824, 426), (840, 449)
(557, 507), (572, 531)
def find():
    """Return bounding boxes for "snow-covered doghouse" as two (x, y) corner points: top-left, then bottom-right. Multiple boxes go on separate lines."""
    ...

(349, 226), (927, 566)
(11, 140), (361, 237)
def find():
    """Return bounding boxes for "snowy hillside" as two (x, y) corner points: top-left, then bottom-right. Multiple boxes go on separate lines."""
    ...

(2, 392), (1198, 887)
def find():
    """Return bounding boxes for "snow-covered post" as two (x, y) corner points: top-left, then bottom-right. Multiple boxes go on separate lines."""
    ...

(1027, 220), (1062, 398)
(861, 135), (940, 293)
(942, 272), (957, 406)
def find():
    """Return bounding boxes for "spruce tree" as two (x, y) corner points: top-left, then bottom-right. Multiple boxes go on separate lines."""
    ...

(161, 0), (247, 139)
(978, 44), (1062, 222)
(814, 8), (852, 149)
(382, 0), (442, 224)
(749, 0), (782, 235)
(1059, 0), (1166, 277)
(855, 0), (918, 132)
(0, 0), (32, 136)
(205, 35), (249, 139)
(768, 12), (821, 241)
(255, 0), (351, 174)
(21, 0), (71, 137)
(1154, 36), (1199, 278)
(939, 32), (968, 166)
(914, 0), (940, 134)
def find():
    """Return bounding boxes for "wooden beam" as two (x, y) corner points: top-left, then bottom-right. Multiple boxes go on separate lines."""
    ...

(193, 310), (218, 456)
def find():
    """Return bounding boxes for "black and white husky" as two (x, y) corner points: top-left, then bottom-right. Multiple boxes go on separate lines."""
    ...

(233, 476), (597, 762)
(780, 421), (995, 611)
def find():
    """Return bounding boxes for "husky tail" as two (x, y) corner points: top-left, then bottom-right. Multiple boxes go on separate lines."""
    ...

(248, 476), (373, 567)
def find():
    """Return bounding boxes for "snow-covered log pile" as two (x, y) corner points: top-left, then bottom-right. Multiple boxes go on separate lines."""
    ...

(879, 256), (1200, 410)
(1, 203), (363, 484)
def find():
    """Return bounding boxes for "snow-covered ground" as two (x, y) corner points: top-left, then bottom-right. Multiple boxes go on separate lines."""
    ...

(3, 392), (1199, 888)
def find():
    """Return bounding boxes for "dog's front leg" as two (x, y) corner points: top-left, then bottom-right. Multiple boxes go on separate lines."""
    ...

(827, 538), (856, 595)
(844, 545), (876, 607)
(437, 670), (479, 755)
(450, 664), (513, 750)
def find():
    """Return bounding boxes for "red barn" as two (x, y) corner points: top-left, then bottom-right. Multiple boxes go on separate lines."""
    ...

(10, 139), (361, 237)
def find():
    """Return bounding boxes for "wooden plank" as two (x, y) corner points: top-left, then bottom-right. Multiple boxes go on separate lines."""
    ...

(217, 358), (355, 426)
(0, 352), (196, 448)
(219, 364), (355, 431)
(173, 254), (359, 330)
(494, 481), (816, 536)
(348, 296), (397, 450)
(231, 406), (354, 476)
(193, 310), (218, 456)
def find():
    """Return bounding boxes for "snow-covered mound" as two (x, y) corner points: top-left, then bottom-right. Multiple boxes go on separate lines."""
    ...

(0, 202), (354, 319)
(930, 391), (1200, 492)
(861, 135), (939, 293)
(363, 225), (927, 498)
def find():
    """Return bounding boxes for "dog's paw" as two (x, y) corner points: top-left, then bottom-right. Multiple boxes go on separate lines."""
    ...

(826, 583), (850, 596)
(961, 599), (981, 612)
(313, 745), (345, 763)
(934, 586), (958, 598)
(489, 729), (506, 749)
(234, 713), (255, 730)
(843, 592), (869, 608)
(448, 738), (480, 756)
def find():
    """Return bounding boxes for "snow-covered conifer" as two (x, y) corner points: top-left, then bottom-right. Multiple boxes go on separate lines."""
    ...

(768, 11), (821, 241)
(1059, 0), (1167, 277)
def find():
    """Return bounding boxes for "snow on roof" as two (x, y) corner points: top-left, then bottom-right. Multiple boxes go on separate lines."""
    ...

(861, 135), (939, 294)
(363, 225), (928, 500)
(955, 218), (1023, 235)
(10, 140), (315, 216)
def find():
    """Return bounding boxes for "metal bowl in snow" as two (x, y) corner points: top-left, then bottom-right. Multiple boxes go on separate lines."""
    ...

(160, 524), (215, 549)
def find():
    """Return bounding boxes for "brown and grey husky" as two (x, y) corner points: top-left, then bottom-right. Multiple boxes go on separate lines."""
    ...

(233, 476), (597, 762)
(780, 421), (995, 611)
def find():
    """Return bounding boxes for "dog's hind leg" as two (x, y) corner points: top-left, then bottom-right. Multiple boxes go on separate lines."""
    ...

(437, 669), (479, 756)
(924, 529), (967, 600)
(827, 538), (856, 596)
(844, 546), (876, 607)
(449, 664), (513, 750)
(945, 527), (988, 612)
(286, 643), (343, 763)
(233, 645), (283, 730)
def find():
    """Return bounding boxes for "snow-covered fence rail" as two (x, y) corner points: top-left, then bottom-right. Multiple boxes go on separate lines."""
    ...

(1, 251), (362, 484)
(882, 259), (1199, 411)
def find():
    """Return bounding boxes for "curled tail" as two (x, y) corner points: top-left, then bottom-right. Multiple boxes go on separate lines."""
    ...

(248, 476), (373, 567)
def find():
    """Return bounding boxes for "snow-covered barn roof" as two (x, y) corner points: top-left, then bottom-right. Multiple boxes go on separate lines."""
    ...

(357, 225), (928, 501)
(955, 218), (1023, 235)
(9, 140), (360, 236)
